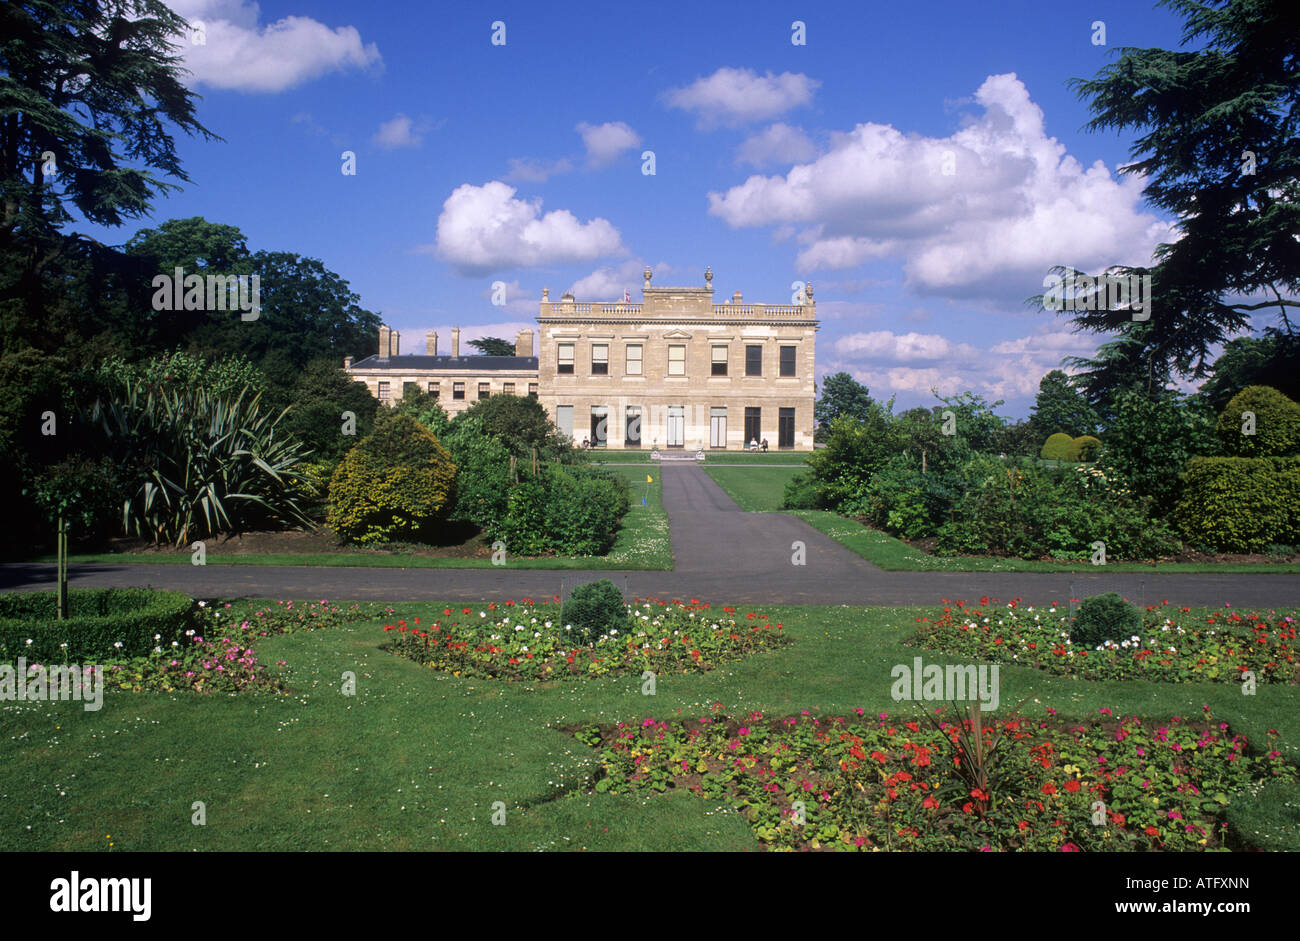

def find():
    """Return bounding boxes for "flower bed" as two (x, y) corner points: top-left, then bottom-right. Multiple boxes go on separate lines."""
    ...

(911, 598), (1298, 684)
(577, 705), (1295, 851)
(381, 598), (789, 681)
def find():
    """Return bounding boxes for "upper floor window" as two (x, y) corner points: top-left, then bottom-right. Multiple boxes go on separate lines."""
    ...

(592, 343), (609, 375)
(626, 344), (643, 375)
(746, 345), (762, 376)
(779, 345), (796, 377)
(557, 343), (575, 374)
(711, 345), (728, 376)
(668, 344), (686, 376)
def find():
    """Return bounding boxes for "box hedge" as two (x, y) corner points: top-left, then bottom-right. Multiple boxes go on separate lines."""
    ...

(1215, 385), (1300, 457)
(1174, 456), (1300, 552)
(1040, 432), (1074, 460)
(0, 588), (195, 661)
(1065, 435), (1101, 461)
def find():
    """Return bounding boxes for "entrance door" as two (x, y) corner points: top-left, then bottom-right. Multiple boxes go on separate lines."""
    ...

(625, 406), (641, 448)
(779, 408), (795, 448)
(709, 407), (727, 448)
(590, 406), (608, 448)
(744, 407), (761, 446)
(666, 406), (684, 447)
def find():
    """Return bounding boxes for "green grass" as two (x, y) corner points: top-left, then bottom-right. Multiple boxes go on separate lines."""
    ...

(2, 600), (1295, 851)
(41, 466), (671, 571)
(704, 465), (804, 511)
(589, 450), (809, 465)
(790, 510), (1300, 574)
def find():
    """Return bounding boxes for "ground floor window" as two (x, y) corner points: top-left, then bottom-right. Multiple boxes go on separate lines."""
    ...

(590, 406), (608, 447)
(377, 381), (390, 404)
(625, 406), (642, 447)
(779, 407), (795, 449)
(666, 405), (684, 447)
(556, 405), (573, 439)
(709, 407), (727, 448)
(428, 381), (439, 399)
(744, 407), (761, 447)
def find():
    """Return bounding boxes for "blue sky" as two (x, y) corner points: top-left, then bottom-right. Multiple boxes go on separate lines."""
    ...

(86, 0), (1234, 417)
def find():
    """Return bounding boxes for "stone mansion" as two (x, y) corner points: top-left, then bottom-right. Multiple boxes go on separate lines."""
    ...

(344, 267), (818, 451)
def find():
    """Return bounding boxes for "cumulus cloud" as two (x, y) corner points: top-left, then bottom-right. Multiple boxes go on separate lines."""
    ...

(736, 123), (816, 168)
(434, 181), (626, 275)
(576, 121), (642, 167)
(833, 330), (980, 362)
(708, 73), (1174, 306)
(167, 0), (381, 93)
(663, 67), (820, 127)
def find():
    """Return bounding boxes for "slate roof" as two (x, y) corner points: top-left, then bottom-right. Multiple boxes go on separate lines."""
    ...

(350, 354), (539, 371)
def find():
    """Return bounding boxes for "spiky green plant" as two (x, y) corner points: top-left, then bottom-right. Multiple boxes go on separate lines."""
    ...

(90, 380), (313, 545)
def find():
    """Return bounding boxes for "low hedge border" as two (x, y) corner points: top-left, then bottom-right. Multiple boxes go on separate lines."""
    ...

(0, 588), (195, 662)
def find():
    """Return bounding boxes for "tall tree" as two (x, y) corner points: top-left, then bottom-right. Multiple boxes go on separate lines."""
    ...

(1198, 329), (1300, 407)
(467, 337), (516, 356)
(1048, 0), (1299, 383)
(1031, 370), (1100, 436)
(815, 371), (874, 431)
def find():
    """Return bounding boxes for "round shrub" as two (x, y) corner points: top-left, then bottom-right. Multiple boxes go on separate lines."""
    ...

(328, 412), (458, 545)
(1067, 435), (1101, 462)
(1040, 432), (1073, 460)
(1216, 385), (1300, 457)
(1070, 593), (1141, 649)
(560, 579), (628, 645)
(0, 588), (195, 661)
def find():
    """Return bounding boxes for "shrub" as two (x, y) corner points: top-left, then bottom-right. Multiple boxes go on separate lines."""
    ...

(805, 408), (902, 510)
(1101, 390), (1216, 517)
(1040, 433), (1074, 460)
(442, 416), (513, 529)
(1174, 456), (1300, 552)
(327, 413), (458, 545)
(496, 463), (629, 555)
(26, 454), (125, 544)
(1070, 592), (1141, 648)
(1066, 435), (1101, 461)
(560, 579), (628, 644)
(0, 588), (195, 661)
(1215, 385), (1300, 457)
(859, 454), (958, 539)
(458, 394), (572, 461)
(781, 472), (821, 509)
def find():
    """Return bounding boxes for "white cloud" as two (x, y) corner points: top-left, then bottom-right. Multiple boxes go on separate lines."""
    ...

(834, 330), (980, 362)
(505, 157), (575, 183)
(167, 0), (380, 93)
(575, 121), (642, 167)
(434, 181), (626, 275)
(569, 260), (673, 300)
(708, 73), (1174, 306)
(373, 114), (421, 149)
(663, 67), (820, 127)
(736, 123), (816, 168)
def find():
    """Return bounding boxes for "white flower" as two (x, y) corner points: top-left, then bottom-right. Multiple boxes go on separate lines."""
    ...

(25, 639), (32, 646)
(197, 600), (207, 607)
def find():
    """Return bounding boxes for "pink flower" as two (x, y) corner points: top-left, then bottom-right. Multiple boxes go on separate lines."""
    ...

(738, 727), (750, 736)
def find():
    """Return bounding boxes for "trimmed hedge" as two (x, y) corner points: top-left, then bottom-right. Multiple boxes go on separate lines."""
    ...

(1215, 385), (1300, 457)
(496, 463), (630, 556)
(1066, 435), (1101, 462)
(1175, 456), (1300, 552)
(0, 588), (195, 661)
(1040, 433), (1073, 460)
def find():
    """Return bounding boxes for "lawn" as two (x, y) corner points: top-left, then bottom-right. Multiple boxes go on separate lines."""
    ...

(704, 465), (804, 511)
(2, 600), (1296, 851)
(38, 466), (671, 571)
(790, 511), (1300, 575)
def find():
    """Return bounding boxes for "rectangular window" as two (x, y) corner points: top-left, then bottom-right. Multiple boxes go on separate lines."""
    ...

(503, 382), (515, 395)
(528, 382), (538, 398)
(711, 345), (728, 376)
(666, 405), (685, 447)
(428, 381), (440, 399)
(779, 408), (795, 448)
(625, 406), (642, 447)
(780, 345), (796, 377)
(709, 407), (727, 448)
(403, 381), (419, 400)
(625, 344), (643, 375)
(590, 406), (608, 448)
(745, 345), (762, 376)
(556, 405), (574, 439)
(744, 407), (761, 447)
(591, 343), (609, 375)
(453, 382), (465, 400)
(478, 382), (490, 399)
(668, 344), (686, 376)
(558, 343), (575, 374)
(377, 381), (391, 404)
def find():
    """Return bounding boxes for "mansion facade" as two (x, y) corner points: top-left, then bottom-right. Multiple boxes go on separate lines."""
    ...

(345, 268), (818, 451)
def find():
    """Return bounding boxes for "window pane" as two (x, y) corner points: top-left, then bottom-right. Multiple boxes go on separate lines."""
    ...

(780, 345), (796, 377)
(503, 382), (515, 395)
(453, 382), (465, 399)
(528, 383), (538, 398)
(625, 406), (641, 446)
(592, 343), (608, 375)
(746, 345), (762, 376)
(558, 343), (574, 374)
(711, 345), (728, 376)
(428, 382), (439, 399)
(377, 381), (390, 404)
(668, 344), (685, 376)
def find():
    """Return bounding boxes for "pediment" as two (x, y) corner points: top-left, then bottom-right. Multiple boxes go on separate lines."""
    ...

(661, 330), (693, 339)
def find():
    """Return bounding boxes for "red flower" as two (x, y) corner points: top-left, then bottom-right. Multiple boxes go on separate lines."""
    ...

(1041, 781), (1058, 796)
(1063, 779), (1081, 793)
(1059, 842), (1081, 852)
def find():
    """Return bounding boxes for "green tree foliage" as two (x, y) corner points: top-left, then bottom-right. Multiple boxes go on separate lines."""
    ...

(1058, 0), (1300, 382)
(457, 393), (572, 461)
(327, 412), (458, 546)
(1032, 370), (1099, 437)
(814, 372), (874, 432)
(1215, 385), (1300, 456)
(1198, 330), (1300, 408)
(467, 337), (516, 356)
(933, 390), (1008, 454)
(805, 408), (901, 511)
(1070, 593), (1142, 648)
(497, 463), (629, 556)
(1099, 389), (1216, 516)
(285, 359), (381, 465)
(1066, 435), (1102, 462)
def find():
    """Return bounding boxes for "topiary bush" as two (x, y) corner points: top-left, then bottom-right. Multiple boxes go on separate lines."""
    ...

(0, 588), (195, 661)
(1174, 456), (1300, 552)
(560, 579), (628, 645)
(1040, 432), (1074, 460)
(327, 412), (458, 545)
(1215, 385), (1300, 457)
(1069, 592), (1141, 649)
(1066, 435), (1101, 462)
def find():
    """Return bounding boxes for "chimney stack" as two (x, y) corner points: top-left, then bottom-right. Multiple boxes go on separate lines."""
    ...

(451, 326), (460, 357)
(515, 329), (534, 357)
(378, 326), (391, 358)
(733, 290), (743, 304)
(344, 355), (353, 369)
(390, 330), (400, 356)
(426, 330), (438, 356)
